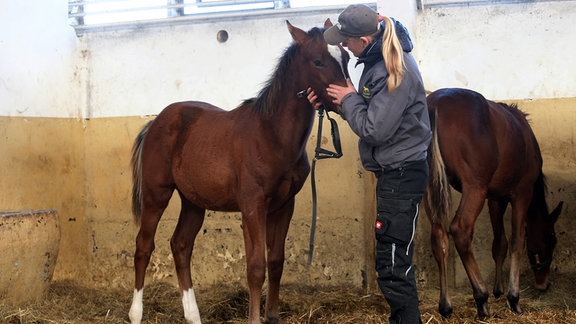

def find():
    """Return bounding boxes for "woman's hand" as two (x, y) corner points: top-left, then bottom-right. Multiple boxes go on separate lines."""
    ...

(326, 79), (356, 105)
(306, 87), (323, 110)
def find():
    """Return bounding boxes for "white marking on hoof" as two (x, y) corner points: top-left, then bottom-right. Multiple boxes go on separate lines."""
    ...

(182, 288), (202, 324)
(129, 288), (143, 324)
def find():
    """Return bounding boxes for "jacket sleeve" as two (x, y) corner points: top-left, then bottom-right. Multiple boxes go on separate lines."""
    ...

(341, 74), (413, 145)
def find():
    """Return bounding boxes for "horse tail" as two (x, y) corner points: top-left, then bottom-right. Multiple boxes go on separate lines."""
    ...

(426, 107), (452, 225)
(131, 120), (153, 225)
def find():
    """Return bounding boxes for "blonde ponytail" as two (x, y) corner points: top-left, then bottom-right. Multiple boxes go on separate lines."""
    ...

(381, 16), (404, 92)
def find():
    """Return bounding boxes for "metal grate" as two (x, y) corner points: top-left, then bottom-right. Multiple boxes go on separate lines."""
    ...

(68, 0), (285, 26)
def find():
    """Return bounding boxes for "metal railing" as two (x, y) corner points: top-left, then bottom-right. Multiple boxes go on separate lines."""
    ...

(68, 0), (290, 26)
(422, 0), (567, 9)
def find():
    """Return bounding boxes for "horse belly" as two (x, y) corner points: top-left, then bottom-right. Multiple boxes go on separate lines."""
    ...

(167, 104), (242, 211)
(172, 159), (240, 211)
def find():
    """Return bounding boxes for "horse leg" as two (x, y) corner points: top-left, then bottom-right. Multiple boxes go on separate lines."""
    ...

(424, 192), (453, 318)
(263, 197), (295, 324)
(507, 192), (531, 314)
(488, 198), (509, 299)
(241, 200), (268, 324)
(170, 195), (206, 324)
(129, 187), (174, 324)
(450, 189), (490, 319)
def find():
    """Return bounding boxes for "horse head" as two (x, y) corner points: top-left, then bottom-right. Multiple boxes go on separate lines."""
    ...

(286, 19), (350, 114)
(526, 200), (563, 290)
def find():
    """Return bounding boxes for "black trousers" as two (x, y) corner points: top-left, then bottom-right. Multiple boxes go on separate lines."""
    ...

(374, 159), (428, 324)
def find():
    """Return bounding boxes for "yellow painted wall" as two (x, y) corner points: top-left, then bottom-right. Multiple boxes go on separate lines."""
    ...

(0, 114), (371, 289)
(1, 97), (575, 290)
(0, 117), (88, 279)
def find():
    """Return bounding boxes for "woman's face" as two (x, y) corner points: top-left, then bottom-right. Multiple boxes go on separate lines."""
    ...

(341, 36), (371, 58)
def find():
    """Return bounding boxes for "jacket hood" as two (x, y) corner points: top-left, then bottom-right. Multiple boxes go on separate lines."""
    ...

(357, 18), (413, 66)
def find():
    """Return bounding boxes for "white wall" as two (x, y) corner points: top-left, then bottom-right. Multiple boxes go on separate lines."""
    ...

(416, 1), (576, 100)
(82, 14), (356, 118)
(2, 1), (574, 118)
(84, 0), (574, 117)
(0, 1), (80, 117)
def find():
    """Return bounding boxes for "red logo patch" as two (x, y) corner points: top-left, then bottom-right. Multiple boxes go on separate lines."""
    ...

(375, 221), (382, 230)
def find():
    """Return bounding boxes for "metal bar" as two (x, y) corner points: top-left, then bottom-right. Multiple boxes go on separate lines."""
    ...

(70, 4), (345, 35)
(68, 0), (275, 19)
(69, 0), (275, 8)
(422, 0), (569, 9)
(168, 0), (184, 16)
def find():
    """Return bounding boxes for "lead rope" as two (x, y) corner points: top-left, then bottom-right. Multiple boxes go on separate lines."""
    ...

(311, 113), (343, 265)
(297, 90), (343, 264)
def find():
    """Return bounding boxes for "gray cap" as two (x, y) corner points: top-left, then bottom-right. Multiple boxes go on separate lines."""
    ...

(324, 4), (379, 45)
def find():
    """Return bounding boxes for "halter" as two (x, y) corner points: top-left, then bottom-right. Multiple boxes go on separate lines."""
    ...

(527, 231), (557, 271)
(297, 90), (343, 264)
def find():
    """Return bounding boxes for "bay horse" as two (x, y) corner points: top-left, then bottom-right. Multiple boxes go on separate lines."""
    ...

(128, 20), (349, 324)
(424, 88), (562, 319)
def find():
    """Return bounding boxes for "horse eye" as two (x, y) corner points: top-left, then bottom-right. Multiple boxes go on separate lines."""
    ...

(313, 60), (324, 67)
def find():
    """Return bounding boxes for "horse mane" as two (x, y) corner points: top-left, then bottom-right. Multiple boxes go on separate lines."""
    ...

(499, 102), (529, 120)
(244, 27), (325, 116)
(500, 101), (551, 217)
(528, 171), (550, 219)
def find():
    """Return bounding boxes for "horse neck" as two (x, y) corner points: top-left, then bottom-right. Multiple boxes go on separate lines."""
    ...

(270, 93), (316, 151)
(253, 67), (316, 150)
(252, 45), (318, 152)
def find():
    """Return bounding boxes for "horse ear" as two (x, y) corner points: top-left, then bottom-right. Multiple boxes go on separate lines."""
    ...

(549, 201), (563, 224)
(324, 18), (333, 28)
(286, 20), (307, 43)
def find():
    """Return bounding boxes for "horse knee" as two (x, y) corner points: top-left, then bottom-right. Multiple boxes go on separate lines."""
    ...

(134, 239), (155, 263)
(135, 228), (156, 250)
(267, 257), (284, 281)
(430, 225), (449, 256)
(170, 237), (189, 256)
(247, 261), (266, 287)
(449, 224), (473, 252)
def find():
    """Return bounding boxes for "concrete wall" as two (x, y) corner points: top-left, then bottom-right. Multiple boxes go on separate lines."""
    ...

(1, 0), (575, 291)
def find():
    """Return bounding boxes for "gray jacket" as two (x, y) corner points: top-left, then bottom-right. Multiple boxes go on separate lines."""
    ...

(341, 27), (431, 172)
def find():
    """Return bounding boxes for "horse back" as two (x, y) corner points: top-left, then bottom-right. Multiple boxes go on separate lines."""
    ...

(428, 88), (541, 196)
(428, 88), (498, 190)
(486, 99), (543, 194)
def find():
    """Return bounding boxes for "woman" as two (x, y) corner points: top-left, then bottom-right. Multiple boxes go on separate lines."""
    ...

(308, 4), (431, 324)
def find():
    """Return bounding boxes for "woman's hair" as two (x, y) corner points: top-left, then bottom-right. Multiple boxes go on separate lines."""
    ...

(380, 16), (404, 93)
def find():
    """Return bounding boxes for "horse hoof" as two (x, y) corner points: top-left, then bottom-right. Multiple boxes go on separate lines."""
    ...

(264, 315), (279, 324)
(507, 294), (522, 314)
(439, 303), (453, 318)
(475, 299), (490, 318)
(493, 288), (503, 299)
(476, 304), (490, 319)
